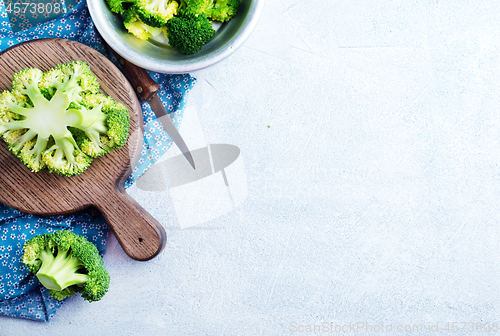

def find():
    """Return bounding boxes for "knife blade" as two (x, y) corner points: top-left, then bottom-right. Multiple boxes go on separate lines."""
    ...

(148, 94), (195, 169)
(106, 46), (195, 169)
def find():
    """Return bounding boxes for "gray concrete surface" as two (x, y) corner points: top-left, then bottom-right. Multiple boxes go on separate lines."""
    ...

(3, 0), (500, 335)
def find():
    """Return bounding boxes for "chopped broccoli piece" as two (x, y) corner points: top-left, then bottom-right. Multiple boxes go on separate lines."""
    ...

(178, 0), (213, 16)
(124, 6), (164, 40)
(22, 230), (110, 302)
(166, 13), (215, 54)
(106, 0), (241, 54)
(209, 0), (240, 22)
(0, 61), (130, 177)
(106, 0), (137, 14)
(135, 0), (179, 28)
(178, 0), (239, 22)
(77, 93), (130, 156)
(38, 61), (100, 104)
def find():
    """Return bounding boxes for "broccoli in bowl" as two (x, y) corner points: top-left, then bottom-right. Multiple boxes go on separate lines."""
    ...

(0, 61), (130, 177)
(106, 0), (241, 54)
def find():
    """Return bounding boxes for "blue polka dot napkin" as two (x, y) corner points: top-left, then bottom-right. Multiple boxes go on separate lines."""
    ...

(0, 0), (196, 321)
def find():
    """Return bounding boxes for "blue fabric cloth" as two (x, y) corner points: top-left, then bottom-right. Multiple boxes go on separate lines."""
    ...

(0, 0), (196, 322)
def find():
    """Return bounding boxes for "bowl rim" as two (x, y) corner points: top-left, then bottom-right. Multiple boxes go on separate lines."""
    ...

(88, 0), (264, 73)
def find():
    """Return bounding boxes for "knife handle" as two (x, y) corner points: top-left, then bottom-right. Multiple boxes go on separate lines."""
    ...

(108, 48), (160, 101)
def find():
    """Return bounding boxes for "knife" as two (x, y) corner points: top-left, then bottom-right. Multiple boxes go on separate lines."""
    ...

(107, 48), (196, 169)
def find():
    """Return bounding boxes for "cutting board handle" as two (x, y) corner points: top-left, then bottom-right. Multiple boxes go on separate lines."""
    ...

(95, 187), (166, 261)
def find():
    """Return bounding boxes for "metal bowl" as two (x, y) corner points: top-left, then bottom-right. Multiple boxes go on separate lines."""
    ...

(88, 0), (264, 73)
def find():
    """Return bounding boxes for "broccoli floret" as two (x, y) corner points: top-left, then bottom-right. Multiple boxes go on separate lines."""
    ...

(22, 230), (110, 302)
(0, 61), (130, 177)
(11, 68), (44, 106)
(179, 0), (239, 22)
(77, 93), (130, 156)
(113, 0), (240, 54)
(209, 0), (239, 22)
(135, 0), (179, 28)
(123, 7), (164, 40)
(38, 61), (100, 105)
(178, 0), (213, 16)
(106, 0), (136, 14)
(166, 13), (215, 54)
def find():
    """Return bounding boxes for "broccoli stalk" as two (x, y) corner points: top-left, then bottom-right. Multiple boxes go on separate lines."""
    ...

(36, 245), (88, 292)
(22, 230), (110, 302)
(0, 61), (130, 176)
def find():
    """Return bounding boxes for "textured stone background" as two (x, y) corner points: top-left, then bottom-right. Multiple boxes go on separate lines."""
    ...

(3, 0), (500, 334)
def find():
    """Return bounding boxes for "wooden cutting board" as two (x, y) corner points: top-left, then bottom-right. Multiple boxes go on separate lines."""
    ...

(0, 38), (166, 261)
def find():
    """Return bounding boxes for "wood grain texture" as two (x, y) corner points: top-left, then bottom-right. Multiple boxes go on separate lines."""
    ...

(0, 38), (166, 261)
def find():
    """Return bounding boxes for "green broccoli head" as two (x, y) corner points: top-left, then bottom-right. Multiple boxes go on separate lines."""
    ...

(166, 13), (215, 55)
(106, 0), (136, 14)
(0, 61), (130, 177)
(209, 0), (240, 22)
(39, 61), (100, 104)
(11, 68), (44, 106)
(135, 0), (179, 28)
(76, 93), (130, 157)
(123, 6), (165, 41)
(22, 230), (110, 302)
(178, 0), (213, 16)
